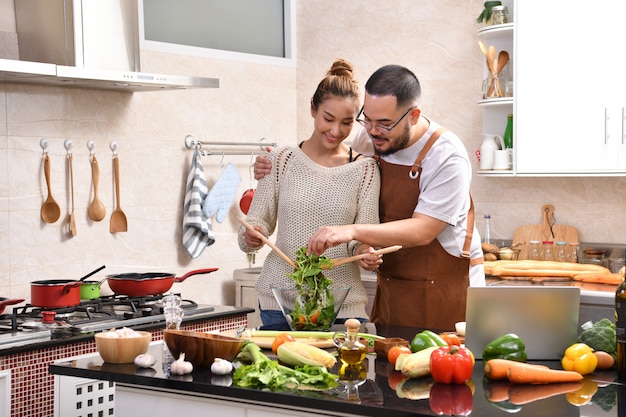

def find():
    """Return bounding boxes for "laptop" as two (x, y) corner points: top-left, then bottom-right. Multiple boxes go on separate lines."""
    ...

(464, 286), (581, 360)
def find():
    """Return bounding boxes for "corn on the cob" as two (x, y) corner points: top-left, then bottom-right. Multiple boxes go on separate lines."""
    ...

(401, 346), (438, 378)
(277, 341), (336, 369)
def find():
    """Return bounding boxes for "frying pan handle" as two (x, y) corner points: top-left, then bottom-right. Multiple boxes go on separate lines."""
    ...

(63, 281), (84, 293)
(175, 268), (219, 283)
(0, 298), (25, 308)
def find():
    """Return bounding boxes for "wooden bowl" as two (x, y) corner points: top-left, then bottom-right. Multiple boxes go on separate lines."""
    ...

(163, 329), (244, 368)
(95, 330), (151, 364)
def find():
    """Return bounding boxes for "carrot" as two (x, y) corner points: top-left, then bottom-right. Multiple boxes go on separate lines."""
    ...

(508, 381), (583, 405)
(484, 379), (512, 402)
(484, 359), (549, 380)
(507, 363), (584, 384)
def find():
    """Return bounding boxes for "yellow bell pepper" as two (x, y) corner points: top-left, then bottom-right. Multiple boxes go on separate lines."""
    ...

(561, 343), (598, 375)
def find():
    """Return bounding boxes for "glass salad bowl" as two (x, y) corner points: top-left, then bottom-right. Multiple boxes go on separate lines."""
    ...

(271, 286), (350, 331)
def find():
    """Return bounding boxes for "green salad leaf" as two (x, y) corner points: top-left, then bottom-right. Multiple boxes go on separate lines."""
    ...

(285, 247), (336, 330)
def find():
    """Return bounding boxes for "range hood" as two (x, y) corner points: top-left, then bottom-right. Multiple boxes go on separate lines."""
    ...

(2, 0), (219, 92)
(0, 58), (219, 92)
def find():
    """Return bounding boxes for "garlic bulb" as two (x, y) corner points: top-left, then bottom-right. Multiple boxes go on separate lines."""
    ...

(210, 358), (233, 375)
(134, 353), (157, 368)
(170, 353), (193, 375)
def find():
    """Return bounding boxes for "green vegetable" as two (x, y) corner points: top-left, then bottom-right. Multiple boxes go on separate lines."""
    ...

(577, 318), (617, 360)
(233, 342), (338, 390)
(476, 1), (502, 23)
(410, 330), (448, 353)
(592, 383), (618, 412)
(286, 247), (335, 330)
(482, 333), (527, 362)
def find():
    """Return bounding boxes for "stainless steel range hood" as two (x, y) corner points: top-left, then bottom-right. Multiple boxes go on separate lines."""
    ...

(3, 0), (219, 92)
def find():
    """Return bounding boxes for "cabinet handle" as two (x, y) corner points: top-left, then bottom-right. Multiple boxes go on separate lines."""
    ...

(605, 107), (609, 145)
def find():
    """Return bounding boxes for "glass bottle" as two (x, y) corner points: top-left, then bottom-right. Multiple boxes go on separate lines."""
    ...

(616, 276), (626, 380)
(334, 318), (367, 366)
(555, 241), (568, 262)
(491, 5), (508, 25)
(528, 240), (542, 260)
(542, 241), (554, 261)
(483, 214), (492, 244)
(503, 114), (513, 149)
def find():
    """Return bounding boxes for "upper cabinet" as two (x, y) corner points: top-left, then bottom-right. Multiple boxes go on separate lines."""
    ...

(515, 0), (626, 175)
(478, 0), (626, 176)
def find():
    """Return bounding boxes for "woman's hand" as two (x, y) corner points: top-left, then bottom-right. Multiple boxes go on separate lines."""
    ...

(253, 147), (273, 180)
(356, 245), (384, 271)
(242, 225), (267, 249)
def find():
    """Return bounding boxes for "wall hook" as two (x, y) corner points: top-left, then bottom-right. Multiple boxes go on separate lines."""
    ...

(40, 138), (49, 155)
(64, 139), (73, 155)
(87, 140), (96, 156)
(109, 141), (118, 156)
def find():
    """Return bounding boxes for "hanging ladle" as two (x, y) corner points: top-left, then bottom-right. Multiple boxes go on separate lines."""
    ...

(41, 154), (61, 224)
(238, 217), (296, 268)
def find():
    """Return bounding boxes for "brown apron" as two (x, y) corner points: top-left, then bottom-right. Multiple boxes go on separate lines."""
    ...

(370, 128), (477, 331)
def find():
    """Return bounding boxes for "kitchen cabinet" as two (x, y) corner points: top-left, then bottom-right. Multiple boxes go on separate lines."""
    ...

(514, 1), (626, 174)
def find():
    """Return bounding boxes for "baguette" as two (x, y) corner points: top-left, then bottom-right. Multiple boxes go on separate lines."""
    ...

(490, 260), (610, 278)
(572, 272), (624, 285)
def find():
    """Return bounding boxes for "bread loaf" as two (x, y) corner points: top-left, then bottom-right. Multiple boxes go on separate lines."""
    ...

(572, 272), (623, 285)
(485, 260), (610, 279)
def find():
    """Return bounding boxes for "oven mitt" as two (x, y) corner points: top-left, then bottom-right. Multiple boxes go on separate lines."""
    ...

(182, 149), (215, 258)
(203, 162), (242, 223)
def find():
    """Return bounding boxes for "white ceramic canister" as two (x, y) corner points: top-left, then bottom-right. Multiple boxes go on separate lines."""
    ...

(479, 134), (504, 170)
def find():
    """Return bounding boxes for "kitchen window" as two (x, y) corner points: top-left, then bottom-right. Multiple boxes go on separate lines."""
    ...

(139, 0), (295, 66)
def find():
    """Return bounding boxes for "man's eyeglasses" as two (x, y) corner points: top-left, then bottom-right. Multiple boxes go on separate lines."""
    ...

(356, 106), (416, 134)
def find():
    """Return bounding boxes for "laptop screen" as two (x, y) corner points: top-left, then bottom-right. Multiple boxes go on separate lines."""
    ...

(465, 286), (580, 360)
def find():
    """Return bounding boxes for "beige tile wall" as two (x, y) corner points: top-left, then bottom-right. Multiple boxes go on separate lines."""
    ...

(0, 1), (624, 306)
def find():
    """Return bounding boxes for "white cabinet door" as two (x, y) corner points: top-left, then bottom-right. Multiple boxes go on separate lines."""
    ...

(515, 0), (626, 174)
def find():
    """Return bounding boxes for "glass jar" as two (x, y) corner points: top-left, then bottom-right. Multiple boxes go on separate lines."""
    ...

(528, 240), (542, 260)
(542, 241), (554, 261)
(567, 242), (580, 263)
(491, 5), (508, 25)
(333, 318), (367, 366)
(581, 249), (609, 268)
(555, 241), (568, 262)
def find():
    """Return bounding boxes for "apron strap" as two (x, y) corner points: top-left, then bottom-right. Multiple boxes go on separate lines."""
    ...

(409, 127), (447, 179)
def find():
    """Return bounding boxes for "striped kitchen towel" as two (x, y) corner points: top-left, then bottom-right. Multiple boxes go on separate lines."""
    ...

(182, 149), (215, 258)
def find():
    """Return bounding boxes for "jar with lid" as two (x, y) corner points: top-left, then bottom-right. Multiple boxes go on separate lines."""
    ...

(528, 240), (542, 260)
(542, 241), (555, 261)
(491, 5), (508, 25)
(555, 241), (568, 262)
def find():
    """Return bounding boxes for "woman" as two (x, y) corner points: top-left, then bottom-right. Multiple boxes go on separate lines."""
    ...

(238, 59), (381, 330)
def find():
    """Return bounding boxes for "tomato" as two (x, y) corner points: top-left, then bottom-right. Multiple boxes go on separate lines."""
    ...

(271, 333), (296, 355)
(310, 311), (320, 324)
(439, 333), (461, 346)
(387, 345), (412, 366)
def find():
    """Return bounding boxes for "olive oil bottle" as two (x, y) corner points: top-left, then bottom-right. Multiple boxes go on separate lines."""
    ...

(616, 276), (626, 380)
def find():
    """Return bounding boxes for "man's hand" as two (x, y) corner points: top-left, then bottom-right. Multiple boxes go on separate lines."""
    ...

(356, 245), (384, 271)
(253, 146), (273, 180)
(307, 225), (355, 256)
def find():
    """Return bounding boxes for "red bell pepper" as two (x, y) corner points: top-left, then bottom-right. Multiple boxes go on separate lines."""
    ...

(429, 382), (474, 416)
(430, 345), (474, 384)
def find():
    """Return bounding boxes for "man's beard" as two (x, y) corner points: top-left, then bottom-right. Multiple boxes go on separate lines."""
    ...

(372, 123), (411, 156)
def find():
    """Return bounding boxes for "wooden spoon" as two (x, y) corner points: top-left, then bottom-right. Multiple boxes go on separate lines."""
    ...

(323, 245), (403, 269)
(109, 156), (128, 233)
(495, 51), (510, 96)
(67, 153), (77, 236)
(88, 155), (106, 221)
(41, 154), (61, 223)
(478, 40), (492, 72)
(238, 217), (296, 269)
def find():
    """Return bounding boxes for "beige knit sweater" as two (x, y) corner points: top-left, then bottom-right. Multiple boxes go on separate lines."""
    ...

(238, 146), (381, 319)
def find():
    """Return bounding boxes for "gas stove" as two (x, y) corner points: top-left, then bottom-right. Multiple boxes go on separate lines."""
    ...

(0, 293), (215, 348)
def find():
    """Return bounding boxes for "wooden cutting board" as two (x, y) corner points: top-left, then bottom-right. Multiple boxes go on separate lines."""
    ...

(512, 204), (579, 260)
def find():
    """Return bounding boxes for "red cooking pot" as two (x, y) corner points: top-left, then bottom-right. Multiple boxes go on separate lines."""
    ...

(30, 280), (83, 308)
(0, 297), (25, 314)
(106, 268), (218, 297)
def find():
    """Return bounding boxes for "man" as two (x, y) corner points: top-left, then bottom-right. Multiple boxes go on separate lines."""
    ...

(256, 65), (485, 330)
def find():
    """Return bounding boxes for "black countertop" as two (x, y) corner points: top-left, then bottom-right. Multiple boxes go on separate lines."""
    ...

(49, 325), (625, 417)
(0, 305), (253, 356)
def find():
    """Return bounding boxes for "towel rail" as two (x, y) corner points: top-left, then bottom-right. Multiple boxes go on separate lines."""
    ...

(184, 135), (277, 156)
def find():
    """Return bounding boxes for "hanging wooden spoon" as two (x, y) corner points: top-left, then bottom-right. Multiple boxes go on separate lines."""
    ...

(87, 155), (106, 221)
(67, 153), (77, 236)
(41, 154), (61, 223)
(478, 40), (492, 73)
(238, 217), (296, 269)
(109, 155), (128, 233)
(323, 245), (403, 269)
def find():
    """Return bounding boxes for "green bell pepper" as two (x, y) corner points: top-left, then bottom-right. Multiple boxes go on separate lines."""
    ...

(482, 333), (527, 362)
(410, 330), (448, 353)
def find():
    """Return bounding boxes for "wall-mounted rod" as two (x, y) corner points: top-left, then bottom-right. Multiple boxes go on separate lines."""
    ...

(184, 135), (277, 154)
